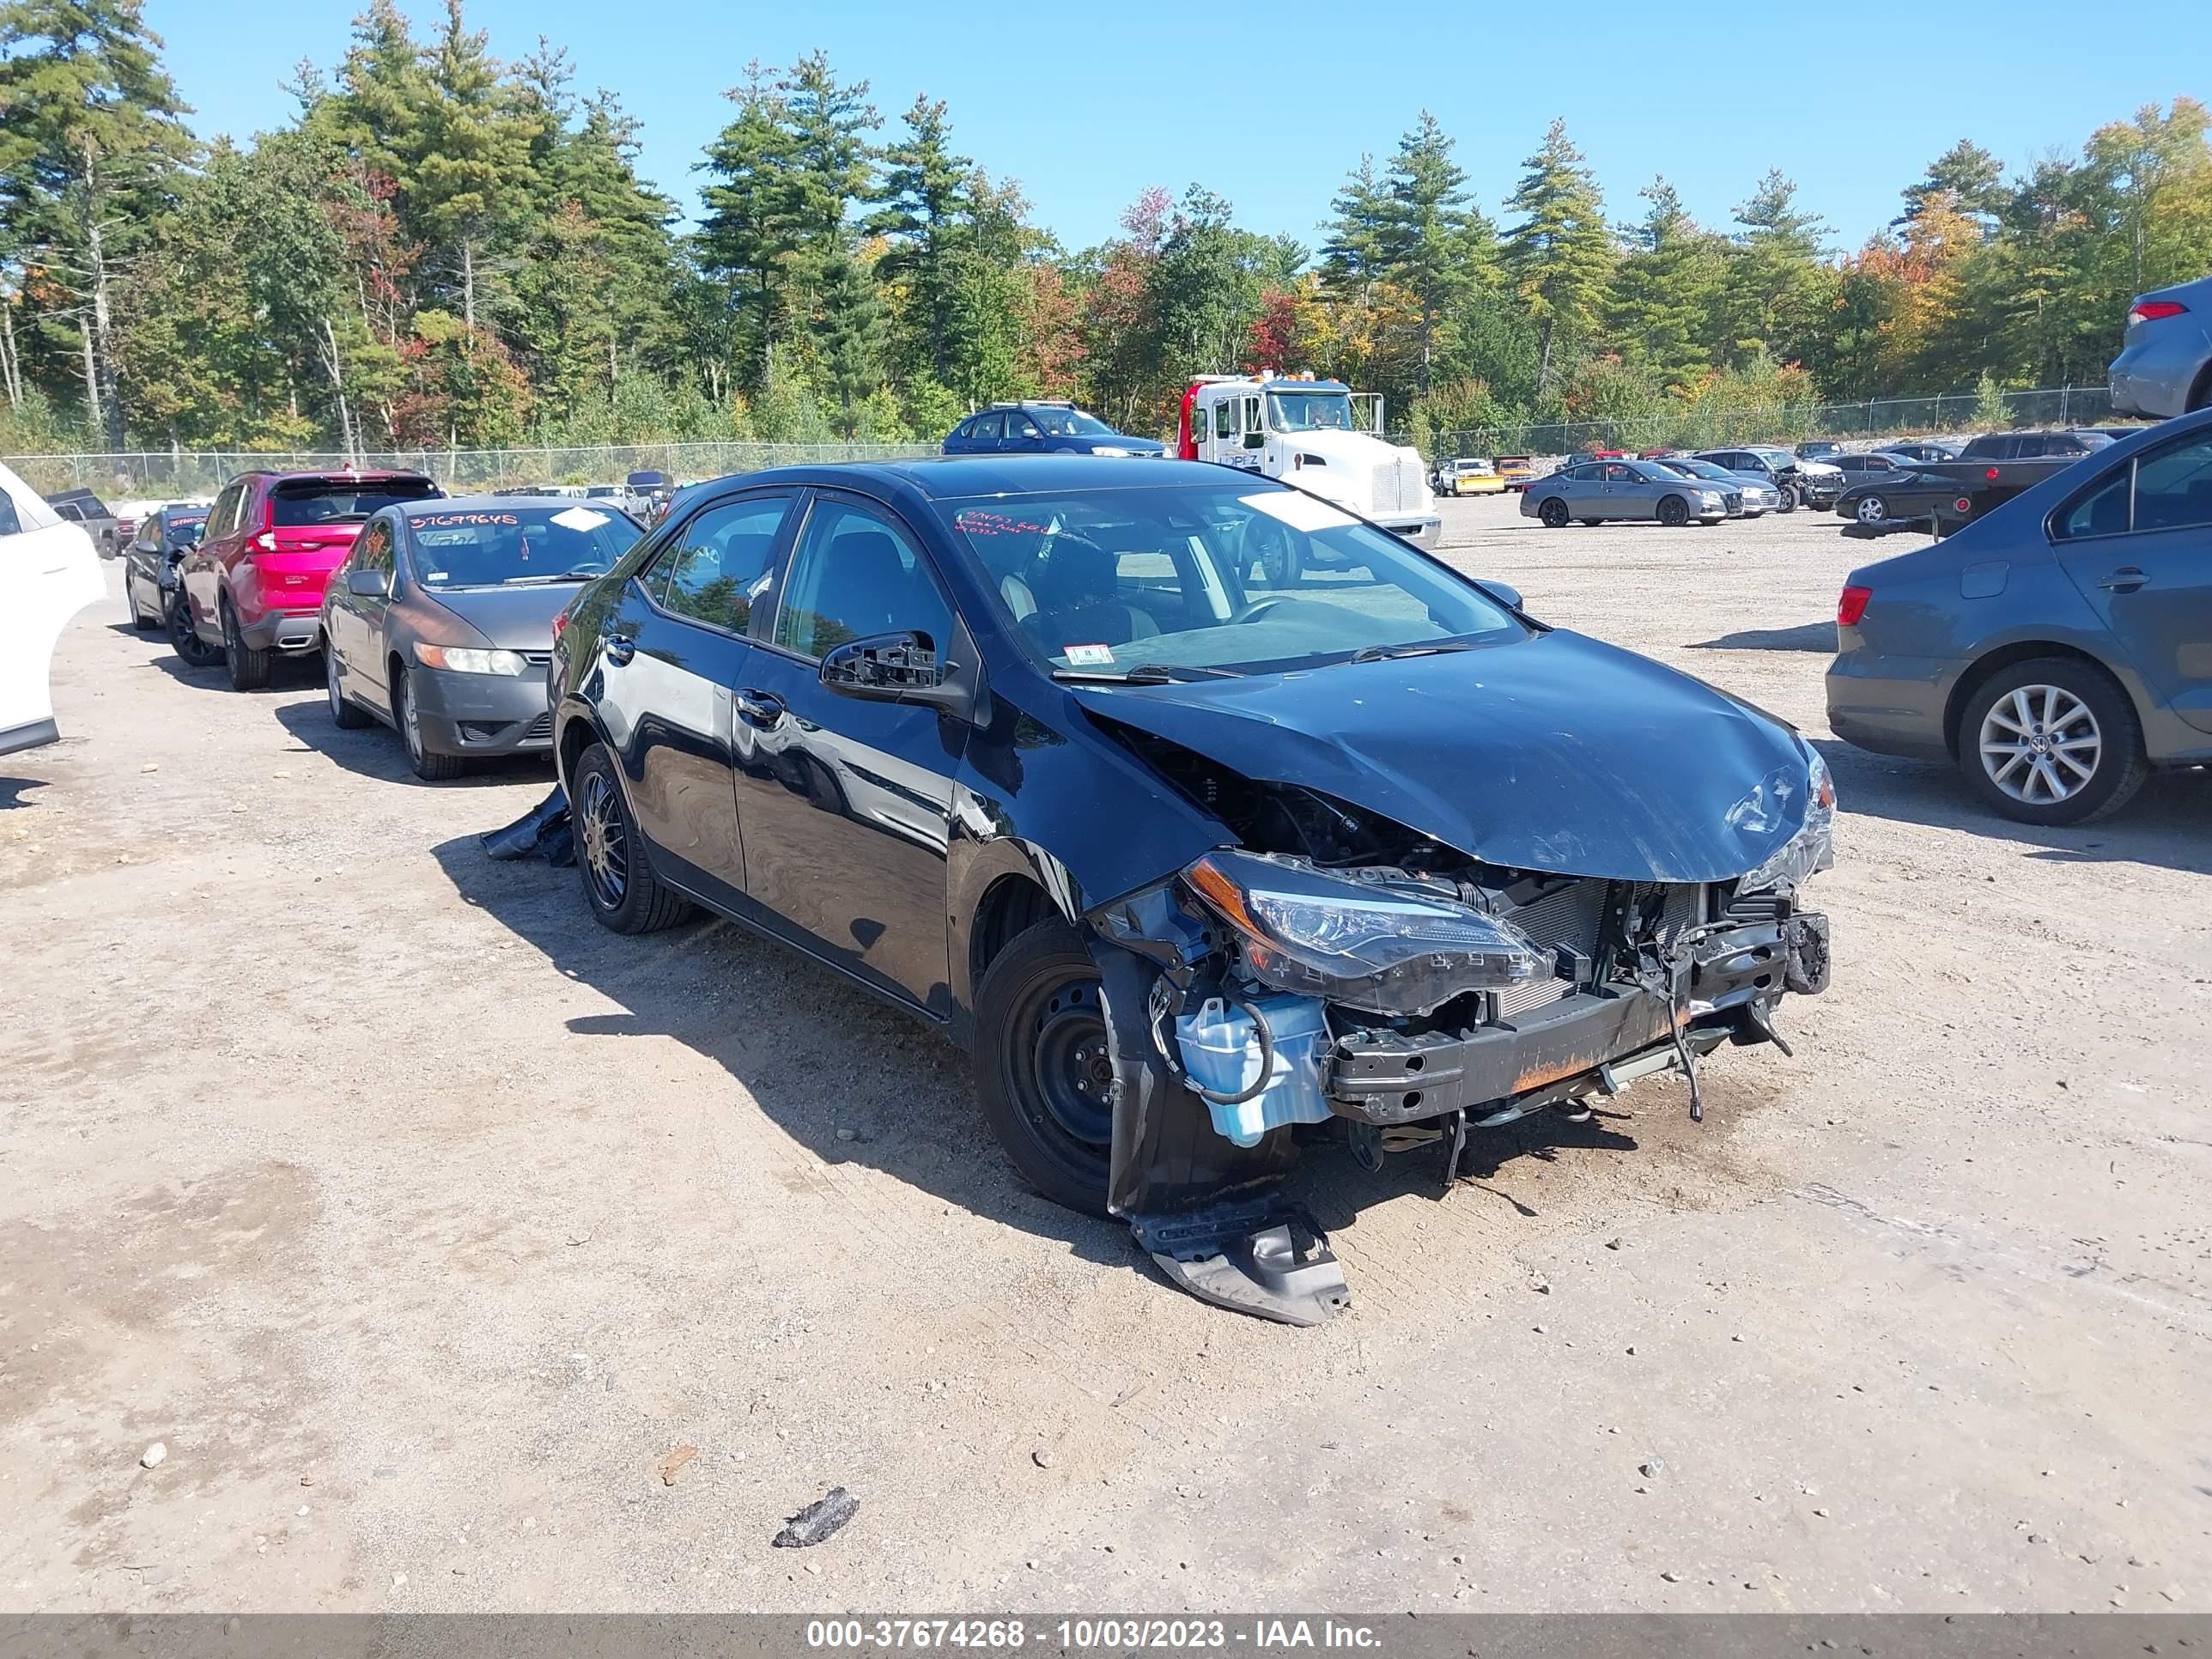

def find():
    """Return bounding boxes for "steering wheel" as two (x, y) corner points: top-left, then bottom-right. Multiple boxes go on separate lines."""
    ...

(1232, 594), (1295, 624)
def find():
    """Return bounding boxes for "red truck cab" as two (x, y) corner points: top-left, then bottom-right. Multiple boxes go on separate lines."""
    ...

(179, 469), (442, 689)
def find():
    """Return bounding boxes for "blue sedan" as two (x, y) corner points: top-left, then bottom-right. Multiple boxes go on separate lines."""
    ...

(944, 401), (1165, 459)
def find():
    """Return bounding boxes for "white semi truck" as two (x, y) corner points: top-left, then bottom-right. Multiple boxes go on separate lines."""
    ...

(1175, 373), (1440, 547)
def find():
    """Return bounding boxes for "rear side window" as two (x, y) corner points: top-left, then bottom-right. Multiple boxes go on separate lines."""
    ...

(270, 477), (441, 527)
(647, 494), (793, 633)
(0, 494), (19, 538)
(2054, 433), (2212, 539)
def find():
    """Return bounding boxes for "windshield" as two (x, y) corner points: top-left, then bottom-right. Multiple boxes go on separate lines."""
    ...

(1267, 391), (1356, 433)
(936, 482), (1523, 679)
(1625, 460), (1689, 483)
(406, 504), (642, 587)
(1030, 408), (1116, 438)
(1666, 459), (1736, 482)
(272, 477), (441, 526)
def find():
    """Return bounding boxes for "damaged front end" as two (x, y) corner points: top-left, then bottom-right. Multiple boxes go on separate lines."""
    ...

(1082, 745), (1835, 1328)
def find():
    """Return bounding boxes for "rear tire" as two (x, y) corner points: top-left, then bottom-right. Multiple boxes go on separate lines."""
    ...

(1956, 657), (2148, 826)
(325, 645), (372, 729)
(974, 919), (1114, 1216)
(222, 599), (271, 690)
(392, 665), (468, 781)
(1537, 497), (1571, 529)
(1856, 495), (1889, 524)
(572, 740), (694, 933)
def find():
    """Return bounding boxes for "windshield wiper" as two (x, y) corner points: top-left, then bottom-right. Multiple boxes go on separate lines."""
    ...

(503, 568), (604, 585)
(1346, 640), (1479, 664)
(1053, 662), (1243, 684)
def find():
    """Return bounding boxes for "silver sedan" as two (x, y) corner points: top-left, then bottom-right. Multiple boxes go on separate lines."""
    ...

(1520, 459), (1732, 527)
(1654, 456), (1779, 517)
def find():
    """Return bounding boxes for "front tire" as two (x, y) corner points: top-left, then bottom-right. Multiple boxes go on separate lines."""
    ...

(1777, 484), (1800, 513)
(1537, 497), (1571, 529)
(167, 590), (221, 667)
(325, 646), (371, 729)
(1958, 658), (2148, 826)
(973, 919), (1114, 1216)
(572, 740), (693, 933)
(1656, 495), (1690, 527)
(222, 599), (271, 690)
(392, 665), (468, 781)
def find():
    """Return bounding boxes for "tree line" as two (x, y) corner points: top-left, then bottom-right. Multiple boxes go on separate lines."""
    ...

(4, 0), (2211, 460)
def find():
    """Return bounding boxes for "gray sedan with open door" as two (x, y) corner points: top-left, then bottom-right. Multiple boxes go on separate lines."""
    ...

(320, 495), (644, 780)
(1520, 459), (1733, 527)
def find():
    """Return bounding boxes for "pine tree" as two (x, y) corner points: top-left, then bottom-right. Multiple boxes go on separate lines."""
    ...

(697, 62), (802, 386)
(1899, 140), (2008, 226)
(409, 0), (537, 337)
(1607, 178), (1725, 391)
(1502, 118), (1612, 395)
(777, 52), (878, 314)
(1723, 170), (1833, 368)
(868, 94), (971, 383)
(815, 239), (885, 432)
(0, 0), (198, 445)
(1376, 112), (1491, 397)
(1320, 155), (1390, 295)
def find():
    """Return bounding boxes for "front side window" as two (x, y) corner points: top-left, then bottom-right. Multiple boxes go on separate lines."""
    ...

(2132, 437), (2212, 533)
(936, 482), (1524, 678)
(775, 499), (953, 659)
(1212, 400), (1233, 441)
(648, 494), (792, 632)
(0, 493), (20, 538)
(356, 519), (395, 574)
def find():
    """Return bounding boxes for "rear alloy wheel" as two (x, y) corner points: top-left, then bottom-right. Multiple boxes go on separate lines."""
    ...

(392, 665), (468, 781)
(222, 599), (272, 690)
(1656, 494), (1690, 527)
(1960, 659), (2148, 826)
(572, 740), (693, 933)
(1855, 495), (1889, 524)
(325, 645), (371, 729)
(974, 918), (1114, 1216)
(1537, 497), (1571, 529)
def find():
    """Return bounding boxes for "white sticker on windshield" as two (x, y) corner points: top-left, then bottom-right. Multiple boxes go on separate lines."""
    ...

(550, 507), (611, 532)
(1242, 492), (1356, 532)
(1063, 643), (1115, 666)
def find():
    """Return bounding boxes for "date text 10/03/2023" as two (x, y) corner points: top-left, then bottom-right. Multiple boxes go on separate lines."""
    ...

(804, 1619), (1383, 1650)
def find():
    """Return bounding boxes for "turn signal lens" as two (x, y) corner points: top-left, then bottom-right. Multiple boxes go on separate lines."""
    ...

(1837, 585), (1872, 628)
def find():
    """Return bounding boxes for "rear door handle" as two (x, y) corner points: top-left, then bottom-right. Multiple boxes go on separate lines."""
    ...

(734, 689), (784, 726)
(2099, 568), (2148, 592)
(603, 632), (635, 665)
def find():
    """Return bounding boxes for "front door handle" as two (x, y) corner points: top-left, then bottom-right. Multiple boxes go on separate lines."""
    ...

(2099, 568), (2148, 592)
(735, 689), (785, 726)
(603, 632), (635, 665)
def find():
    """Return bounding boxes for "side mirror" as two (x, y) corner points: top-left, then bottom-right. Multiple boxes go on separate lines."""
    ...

(819, 629), (970, 715)
(346, 568), (393, 599)
(1481, 581), (1524, 612)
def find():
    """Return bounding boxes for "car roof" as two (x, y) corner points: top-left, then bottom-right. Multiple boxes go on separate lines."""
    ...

(396, 493), (627, 517)
(697, 455), (1249, 502)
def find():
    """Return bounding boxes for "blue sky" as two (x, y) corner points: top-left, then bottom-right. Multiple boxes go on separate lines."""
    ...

(144, 0), (2212, 255)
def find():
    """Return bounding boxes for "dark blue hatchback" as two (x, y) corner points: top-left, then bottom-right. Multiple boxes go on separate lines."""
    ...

(942, 401), (1165, 459)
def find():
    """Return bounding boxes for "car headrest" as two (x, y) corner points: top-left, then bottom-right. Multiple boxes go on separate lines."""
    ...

(1032, 533), (1115, 610)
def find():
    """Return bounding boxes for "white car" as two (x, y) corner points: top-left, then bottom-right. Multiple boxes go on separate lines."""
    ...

(0, 462), (105, 757)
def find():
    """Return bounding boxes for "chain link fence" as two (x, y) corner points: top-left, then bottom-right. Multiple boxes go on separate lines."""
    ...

(1424, 385), (2121, 462)
(0, 441), (941, 502)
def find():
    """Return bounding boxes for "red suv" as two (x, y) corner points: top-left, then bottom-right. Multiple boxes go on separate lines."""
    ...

(179, 469), (443, 689)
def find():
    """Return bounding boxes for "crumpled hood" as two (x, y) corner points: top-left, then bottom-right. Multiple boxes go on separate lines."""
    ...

(1074, 629), (1814, 884)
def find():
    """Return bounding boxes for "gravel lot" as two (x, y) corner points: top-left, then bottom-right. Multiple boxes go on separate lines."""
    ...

(3, 495), (2208, 1614)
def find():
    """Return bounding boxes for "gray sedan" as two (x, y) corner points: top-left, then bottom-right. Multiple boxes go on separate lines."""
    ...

(2108, 272), (2212, 418)
(1827, 410), (2212, 823)
(320, 495), (644, 780)
(1654, 456), (1780, 516)
(1520, 459), (1732, 527)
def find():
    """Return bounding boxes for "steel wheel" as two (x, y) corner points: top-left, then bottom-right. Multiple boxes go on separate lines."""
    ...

(1856, 495), (1888, 523)
(1019, 975), (1115, 1152)
(1978, 683), (2101, 805)
(577, 767), (629, 909)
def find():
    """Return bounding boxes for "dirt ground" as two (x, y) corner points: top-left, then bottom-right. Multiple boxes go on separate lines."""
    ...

(3, 495), (2208, 1615)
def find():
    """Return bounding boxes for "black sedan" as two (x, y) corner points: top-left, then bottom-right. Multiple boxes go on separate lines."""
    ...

(122, 504), (213, 649)
(321, 496), (643, 780)
(1833, 468), (1965, 528)
(546, 457), (1837, 1326)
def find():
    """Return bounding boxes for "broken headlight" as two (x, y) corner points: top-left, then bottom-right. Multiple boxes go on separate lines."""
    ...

(1735, 749), (1836, 897)
(1183, 849), (1551, 1017)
